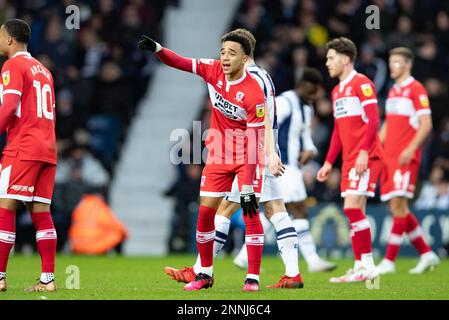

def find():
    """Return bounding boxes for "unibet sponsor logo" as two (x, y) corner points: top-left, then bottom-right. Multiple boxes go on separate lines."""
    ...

(334, 99), (348, 117)
(213, 92), (241, 120)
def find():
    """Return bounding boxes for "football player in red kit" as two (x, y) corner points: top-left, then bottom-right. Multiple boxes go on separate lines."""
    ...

(139, 31), (266, 291)
(317, 37), (383, 283)
(0, 19), (58, 292)
(376, 47), (439, 275)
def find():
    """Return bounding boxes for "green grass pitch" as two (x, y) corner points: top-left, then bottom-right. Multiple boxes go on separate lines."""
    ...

(1, 254), (448, 300)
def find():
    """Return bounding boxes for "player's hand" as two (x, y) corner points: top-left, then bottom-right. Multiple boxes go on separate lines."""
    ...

(398, 147), (414, 167)
(268, 153), (285, 177)
(138, 35), (161, 52)
(240, 185), (258, 218)
(299, 150), (315, 166)
(317, 161), (332, 182)
(355, 150), (369, 176)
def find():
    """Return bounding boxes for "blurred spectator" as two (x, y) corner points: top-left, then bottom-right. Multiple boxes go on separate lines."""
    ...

(56, 142), (110, 191)
(356, 44), (387, 93)
(91, 61), (134, 127)
(415, 162), (449, 210)
(431, 118), (449, 161)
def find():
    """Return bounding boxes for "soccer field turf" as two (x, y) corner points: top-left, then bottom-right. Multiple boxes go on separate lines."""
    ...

(1, 254), (448, 300)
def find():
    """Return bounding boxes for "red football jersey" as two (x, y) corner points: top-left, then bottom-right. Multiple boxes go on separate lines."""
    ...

(192, 58), (265, 163)
(1, 52), (56, 164)
(331, 70), (383, 163)
(384, 77), (431, 163)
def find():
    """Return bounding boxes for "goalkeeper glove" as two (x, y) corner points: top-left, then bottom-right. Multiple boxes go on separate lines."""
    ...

(240, 185), (258, 218)
(138, 35), (162, 53)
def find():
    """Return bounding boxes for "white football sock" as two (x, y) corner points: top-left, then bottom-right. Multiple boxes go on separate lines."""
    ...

(40, 272), (54, 283)
(270, 212), (299, 277)
(361, 253), (375, 271)
(293, 219), (320, 266)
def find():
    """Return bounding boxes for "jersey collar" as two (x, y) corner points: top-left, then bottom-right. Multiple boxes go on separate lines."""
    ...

(225, 70), (247, 92)
(12, 51), (31, 58)
(339, 69), (357, 88)
(396, 76), (414, 87)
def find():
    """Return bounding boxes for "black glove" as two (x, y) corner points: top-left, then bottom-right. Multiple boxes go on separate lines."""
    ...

(240, 191), (258, 218)
(138, 35), (159, 52)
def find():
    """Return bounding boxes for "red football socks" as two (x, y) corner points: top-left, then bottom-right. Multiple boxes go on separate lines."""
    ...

(196, 205), (217, 269)
(243, 211), (264, 278)
(385, 216), (407, 262)
(405, 212), (431, 255)
(31, 212), (57, 273)
(345, 208), (372, 258)
(0, 208), (15, 274)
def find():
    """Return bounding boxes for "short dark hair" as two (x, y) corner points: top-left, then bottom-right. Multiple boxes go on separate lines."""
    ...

(2, 18), (31, 44)
(229, 28), (256, 58)
(389, 47), (414, 63)
(326, 37), (357, 62)
(220, 32), (251, 56)
(300, 67), (323, 85)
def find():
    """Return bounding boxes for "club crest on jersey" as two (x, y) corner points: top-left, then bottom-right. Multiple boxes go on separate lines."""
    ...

(361, 83), (373, 97)
(403, 88), (410, 97)
(217, 80), (223, 89)
(256, 103), (265, 118)
(2, 71), (10, 86)
(419, 94), (430, 108)
(235, 91), (244, 103)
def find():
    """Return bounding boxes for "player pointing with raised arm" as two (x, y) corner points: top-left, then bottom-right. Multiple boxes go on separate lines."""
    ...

(139, 32), (266, 291)
(317, 37), (383, 283)
(164, 28), (306, 289)
(0, 19), (58, 292)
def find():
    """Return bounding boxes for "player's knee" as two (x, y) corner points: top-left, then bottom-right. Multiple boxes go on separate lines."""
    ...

(263, 199), (285, 219)
(389, 198), (409, 216)
(216, 209), (234, 219)
(0, 198), (19, 211)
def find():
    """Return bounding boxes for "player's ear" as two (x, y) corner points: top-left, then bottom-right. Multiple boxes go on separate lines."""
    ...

(242, 54), (248, 64)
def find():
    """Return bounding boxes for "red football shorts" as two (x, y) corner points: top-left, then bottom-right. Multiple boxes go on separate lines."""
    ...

(380, 159), (419, 202)
(340, 158), (383, 198)
(0, 155), (56, 204)
(200, 163), (264, 198)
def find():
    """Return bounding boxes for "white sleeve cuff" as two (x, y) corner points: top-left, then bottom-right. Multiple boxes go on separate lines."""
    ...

(361, 99), (378, 107)
(417, 109), (431, 116)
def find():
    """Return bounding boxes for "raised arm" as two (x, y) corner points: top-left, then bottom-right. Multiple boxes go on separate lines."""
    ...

(138, 35), (193, 73)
